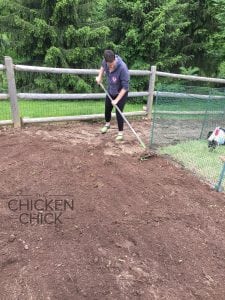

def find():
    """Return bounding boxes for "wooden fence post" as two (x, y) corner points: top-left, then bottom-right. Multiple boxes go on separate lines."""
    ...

(4, 56), (21, 128)
(147, 65), (157, 119)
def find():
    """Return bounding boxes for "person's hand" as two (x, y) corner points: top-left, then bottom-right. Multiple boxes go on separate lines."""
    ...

(95, 76), (102, 85)
(112, 99), (119, 106)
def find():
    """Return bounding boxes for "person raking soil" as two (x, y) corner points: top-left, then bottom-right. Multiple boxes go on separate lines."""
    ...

(96, 49), (130, 141)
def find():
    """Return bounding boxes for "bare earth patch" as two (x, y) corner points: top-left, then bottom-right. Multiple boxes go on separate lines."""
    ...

(0, 120), (225, 300)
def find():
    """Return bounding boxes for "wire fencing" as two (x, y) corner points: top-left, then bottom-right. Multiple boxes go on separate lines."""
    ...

(150, 84), (225, 190)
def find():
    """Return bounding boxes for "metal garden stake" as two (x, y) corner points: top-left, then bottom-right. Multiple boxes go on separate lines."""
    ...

(215, 156), (225, 192)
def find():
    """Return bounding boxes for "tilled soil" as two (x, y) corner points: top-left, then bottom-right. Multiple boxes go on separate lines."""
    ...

(0, 120), (225, 300)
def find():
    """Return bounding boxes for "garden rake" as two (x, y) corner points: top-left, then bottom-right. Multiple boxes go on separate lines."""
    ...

(99, 82), (155, 160)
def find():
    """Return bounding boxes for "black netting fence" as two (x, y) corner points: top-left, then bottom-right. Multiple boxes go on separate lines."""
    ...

(150, 85), (225, 190)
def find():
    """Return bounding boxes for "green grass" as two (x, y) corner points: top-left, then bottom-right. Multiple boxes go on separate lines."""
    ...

(0, 100), (144, 120)
(0, 101), (11, 120)
(160, 140), (225, 189)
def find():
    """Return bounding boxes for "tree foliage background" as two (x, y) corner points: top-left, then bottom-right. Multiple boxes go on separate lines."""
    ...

(0, 0), (224, 92)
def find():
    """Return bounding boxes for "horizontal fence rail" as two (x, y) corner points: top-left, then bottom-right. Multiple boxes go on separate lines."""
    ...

(0, 64), (5, 70)
(23, 111), (146, 124)
(15, 65), (151, 76)
(17, 91), (149, 100)
(13, 91), (225, 101)
(156, 71), (225, 84)
(0, 94), (8, 99)
(156, 91), (225, 100)
(0, 120), (13, 125)
(155, 110), (224, 115)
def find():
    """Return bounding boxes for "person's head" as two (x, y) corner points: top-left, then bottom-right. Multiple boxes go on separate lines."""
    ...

(104, 50), (115, 63)
(104, 50), (116, 69)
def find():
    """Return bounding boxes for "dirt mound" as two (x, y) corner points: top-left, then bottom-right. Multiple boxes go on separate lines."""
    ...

(0, 121), (225, 300)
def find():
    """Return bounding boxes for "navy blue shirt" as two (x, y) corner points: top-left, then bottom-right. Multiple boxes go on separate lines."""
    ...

(102, 55), (130, 96)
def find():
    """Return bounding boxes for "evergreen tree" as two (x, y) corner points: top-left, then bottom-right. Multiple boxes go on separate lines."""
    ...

(0, 0), (111, 91)
(207, 0), (225, 77)
(105, 0), (189, 71)
(0, 0), (223, 87)
(180, 0), (218, 76)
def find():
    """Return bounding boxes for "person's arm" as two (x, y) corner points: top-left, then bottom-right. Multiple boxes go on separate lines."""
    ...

(112, 88), (127, 105)
(96, 66), (104, 84)
(112, 67), (129, 105)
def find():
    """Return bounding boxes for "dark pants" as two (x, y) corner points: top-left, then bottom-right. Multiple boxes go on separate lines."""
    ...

(105, 92), (128, 131)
